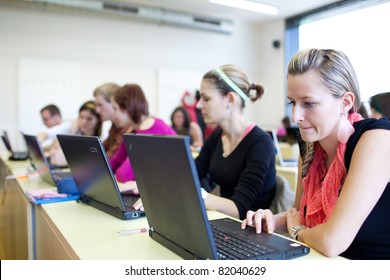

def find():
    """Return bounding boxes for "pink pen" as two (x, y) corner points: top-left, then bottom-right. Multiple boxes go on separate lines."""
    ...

(117, 228), (149, 235)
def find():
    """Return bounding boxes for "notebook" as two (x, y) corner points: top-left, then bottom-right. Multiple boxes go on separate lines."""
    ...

(267, 130), (298, 167)
(25, 188), (80, 205)
(123, 133), (310, 260)
(1, 131), (28, 160)
(23, 134), (76, 193)
(57, 134), (145, 220)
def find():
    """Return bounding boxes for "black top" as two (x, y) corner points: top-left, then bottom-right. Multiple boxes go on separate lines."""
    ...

(299, 118), (390, 259)
(340, 117), (390, 259)
(195, 126), (276, 220)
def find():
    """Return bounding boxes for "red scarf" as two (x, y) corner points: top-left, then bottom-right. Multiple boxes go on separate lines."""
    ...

(300, 112), (363, 227)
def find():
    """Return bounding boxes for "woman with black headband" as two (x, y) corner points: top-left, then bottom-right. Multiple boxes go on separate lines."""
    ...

(194, 64), (276, 220)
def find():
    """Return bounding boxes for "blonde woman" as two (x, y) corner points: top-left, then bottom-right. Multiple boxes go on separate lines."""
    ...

(242, 49), (390, 259)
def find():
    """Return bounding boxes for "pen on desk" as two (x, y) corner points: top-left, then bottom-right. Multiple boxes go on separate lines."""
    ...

(117, 227), (149, 235)
(5, 171), (39, 180)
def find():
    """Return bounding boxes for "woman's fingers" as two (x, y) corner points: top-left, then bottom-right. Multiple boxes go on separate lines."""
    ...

(133, 198), (144, 211)
(241, 209), (274, 234)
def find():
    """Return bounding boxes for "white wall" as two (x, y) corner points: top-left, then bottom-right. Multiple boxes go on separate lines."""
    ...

(249, 20), (286, 130)
(0, 6), (286, 152)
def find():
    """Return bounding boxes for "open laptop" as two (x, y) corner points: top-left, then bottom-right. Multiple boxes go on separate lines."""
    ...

(57, 134), (145, 220)
(123, 133), (310, 260)
(23, 134), (76, 190)
(1, 131), (28, 160)
(267, 130), (298, 167)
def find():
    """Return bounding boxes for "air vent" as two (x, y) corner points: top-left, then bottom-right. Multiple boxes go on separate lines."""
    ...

(0, 0), (234, 34)
(103, 3), (139, 14)
(193, 17), (221, 26)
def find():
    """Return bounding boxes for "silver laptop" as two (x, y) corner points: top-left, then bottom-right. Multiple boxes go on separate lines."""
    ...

(57, 134), (145, 220)
(23, 133), (76, 191)
(2, 131), (28, 160)
(267, 130), (298, 167)
(123, 133), (310, 260)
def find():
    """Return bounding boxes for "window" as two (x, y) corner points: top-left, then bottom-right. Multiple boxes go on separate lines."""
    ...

(285, 0), (390, 114)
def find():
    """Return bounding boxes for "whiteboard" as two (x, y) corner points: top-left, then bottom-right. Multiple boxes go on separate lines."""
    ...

(18, 58), (82, 134)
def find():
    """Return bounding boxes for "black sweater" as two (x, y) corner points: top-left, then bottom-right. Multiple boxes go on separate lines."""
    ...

(195, 126), (276, 220)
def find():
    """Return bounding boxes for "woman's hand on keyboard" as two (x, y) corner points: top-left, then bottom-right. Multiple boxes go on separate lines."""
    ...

(241, 209), (275, 234)
(133, 198), (144, 211)
(117, 180), (139, 195)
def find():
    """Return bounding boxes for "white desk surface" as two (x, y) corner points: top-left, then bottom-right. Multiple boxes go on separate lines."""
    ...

(40, 200), (181, 260)
(39, 200), (338, 260)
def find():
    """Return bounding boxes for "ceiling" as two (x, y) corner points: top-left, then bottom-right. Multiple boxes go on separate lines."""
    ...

(114, 0), (341, 23)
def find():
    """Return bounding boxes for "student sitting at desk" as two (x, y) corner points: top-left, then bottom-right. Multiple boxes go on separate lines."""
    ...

(93, 82), (131, 158)
(38, 100), (102, 166)
(194, 64), (276, 220)
(40, 104), (63, 128)
(369, 92), (390, 120)
(170, 105), (204, 150)
(277, 116), (290, 138)
(242, 48), (390, 259)
(108, 83), (177, 186)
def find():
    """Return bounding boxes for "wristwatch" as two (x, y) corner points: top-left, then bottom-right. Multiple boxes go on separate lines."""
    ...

(290, 225), (308, 240)
(200, 188), (208, 200)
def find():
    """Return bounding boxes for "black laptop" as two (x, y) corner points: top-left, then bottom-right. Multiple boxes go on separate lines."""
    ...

(123, 133), (310, 260)
(1, 131), (28, 160)
(23, 134), (76, 192)
(57, 134), (145, 220)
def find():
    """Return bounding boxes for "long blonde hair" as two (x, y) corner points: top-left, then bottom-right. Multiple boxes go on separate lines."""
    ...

(288, 49), (361, 176)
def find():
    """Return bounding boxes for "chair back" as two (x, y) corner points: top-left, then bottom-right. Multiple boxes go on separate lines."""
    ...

(269, 174), (295, 213)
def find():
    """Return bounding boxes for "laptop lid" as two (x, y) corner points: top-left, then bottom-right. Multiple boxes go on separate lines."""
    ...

(2, 131), (12, 152)
(123, 133), (218, 259)
(267, 130), (297, 167)
(23, 133), (56, 185)
(57, 134), (144, 220)
(2, 131), (28, 160)
(123, 133), (310, 260)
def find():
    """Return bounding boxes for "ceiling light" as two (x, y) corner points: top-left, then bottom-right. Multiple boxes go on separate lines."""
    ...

(209, 0), (278, 16)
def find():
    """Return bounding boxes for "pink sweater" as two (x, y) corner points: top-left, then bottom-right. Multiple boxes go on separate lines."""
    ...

(109, 118), (177, 182)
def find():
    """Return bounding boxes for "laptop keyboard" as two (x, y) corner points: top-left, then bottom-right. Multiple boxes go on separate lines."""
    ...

(210, 222), (275, 260)
(121, 194), (140, 210)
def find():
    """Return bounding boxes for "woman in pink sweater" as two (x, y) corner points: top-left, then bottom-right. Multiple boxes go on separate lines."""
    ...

(109, 84), (176, 184)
